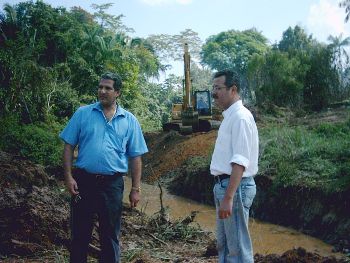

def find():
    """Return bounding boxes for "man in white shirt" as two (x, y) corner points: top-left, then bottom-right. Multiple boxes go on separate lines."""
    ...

(210, 70), (258, 263)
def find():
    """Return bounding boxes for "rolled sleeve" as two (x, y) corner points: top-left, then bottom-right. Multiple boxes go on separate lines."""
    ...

(230, 154), (249, 169)
(126, 116), (148, 157)
(59, 107), (82, 146)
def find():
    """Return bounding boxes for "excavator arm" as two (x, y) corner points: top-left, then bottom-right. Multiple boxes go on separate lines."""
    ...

(162, 43), (221, 134)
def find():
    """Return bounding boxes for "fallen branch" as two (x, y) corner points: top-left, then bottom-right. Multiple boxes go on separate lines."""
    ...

(11, 239), (43, 250)
(147, 233), (168, 247)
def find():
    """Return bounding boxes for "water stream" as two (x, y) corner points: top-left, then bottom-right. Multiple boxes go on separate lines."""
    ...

(123, 177), (343, 258)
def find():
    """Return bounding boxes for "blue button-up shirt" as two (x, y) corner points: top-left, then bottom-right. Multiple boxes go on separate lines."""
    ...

(59, 102), (148, 175)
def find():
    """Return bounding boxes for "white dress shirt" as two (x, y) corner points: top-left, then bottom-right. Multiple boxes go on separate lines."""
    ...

(210, 100), (259, 177)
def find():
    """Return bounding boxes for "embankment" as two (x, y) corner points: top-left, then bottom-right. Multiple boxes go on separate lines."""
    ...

(165, 157), (350, 254)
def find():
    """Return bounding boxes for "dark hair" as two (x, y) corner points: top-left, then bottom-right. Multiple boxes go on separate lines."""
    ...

(101, 72), (122, 91)
(213, 70), (240, 92)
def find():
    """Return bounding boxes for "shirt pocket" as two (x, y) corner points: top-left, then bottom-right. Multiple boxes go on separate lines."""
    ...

(106, 127), (128, 154)
(216, 129), (231, 148)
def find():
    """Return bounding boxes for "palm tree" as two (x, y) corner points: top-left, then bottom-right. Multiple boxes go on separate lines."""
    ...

(0, 3), (18, 41)
(327, 34), (350, 90)
(340, 0), (350, 22)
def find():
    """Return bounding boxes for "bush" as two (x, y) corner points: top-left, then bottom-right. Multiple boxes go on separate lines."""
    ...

(259, 119), (350, 192)
(50, 83), (80, 119)
(0, 115), (64, 167)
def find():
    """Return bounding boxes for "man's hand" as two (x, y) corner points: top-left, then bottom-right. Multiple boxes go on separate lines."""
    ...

(129, 190), (140, 208)
(217, 163), (244, 219)
(218, 196), (233, 219)
(65, 176), (79, 195)
(129, 156), (142, 208)
(63, 143), (78, 196)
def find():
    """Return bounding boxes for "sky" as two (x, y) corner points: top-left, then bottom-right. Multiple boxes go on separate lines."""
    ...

(1, 0), (350, 75)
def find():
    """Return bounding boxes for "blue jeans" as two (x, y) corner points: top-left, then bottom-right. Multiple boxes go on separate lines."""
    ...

(70, 172), (124, 263)
(213, 176), (256, 263)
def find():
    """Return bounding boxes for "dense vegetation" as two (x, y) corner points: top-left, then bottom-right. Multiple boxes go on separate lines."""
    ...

(259, 116), (350, 192)
(202, 26), (350, 110)
(0, 1), (182, 166)
(0, 1), (349, 172)
(168, 111), (350, 199)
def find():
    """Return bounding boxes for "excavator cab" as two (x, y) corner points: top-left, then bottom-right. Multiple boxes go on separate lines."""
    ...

(194, 90), (211, 116)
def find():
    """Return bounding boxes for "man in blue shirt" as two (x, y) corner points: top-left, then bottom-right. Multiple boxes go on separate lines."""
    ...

(60, 72), (148, 263)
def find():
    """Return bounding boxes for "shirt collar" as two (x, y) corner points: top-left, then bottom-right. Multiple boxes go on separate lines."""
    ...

(222, 100), (242, 118)
(92, 102), (126, 117)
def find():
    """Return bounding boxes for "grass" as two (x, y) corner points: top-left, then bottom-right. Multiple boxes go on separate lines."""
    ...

(258, 118), (350, 193)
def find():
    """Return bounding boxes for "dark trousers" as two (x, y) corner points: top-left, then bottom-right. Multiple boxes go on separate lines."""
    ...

(70, 171), (124, 263)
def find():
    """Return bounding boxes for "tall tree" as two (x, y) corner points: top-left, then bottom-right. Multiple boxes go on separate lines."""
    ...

(304, 43), (339, 110)
(201, 28), (268, 99)
(278, 25), (313, 54)
(147, 29), (202, 62)
(201, 28), (268, 74)
(247, 50), (308, 108)
(91, 3), (133, 33)
(327, 33), (350, 92)
(0, 3), (18, 41)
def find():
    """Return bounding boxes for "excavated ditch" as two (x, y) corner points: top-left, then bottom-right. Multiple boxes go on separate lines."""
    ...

(143, 130), (350, 256)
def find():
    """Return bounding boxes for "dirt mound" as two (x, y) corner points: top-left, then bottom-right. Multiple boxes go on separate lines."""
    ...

(0, 151), (70, 256)
(0, 186), (70, 255)
(0, 151), (50, 189)
(143, 130), (216, 182)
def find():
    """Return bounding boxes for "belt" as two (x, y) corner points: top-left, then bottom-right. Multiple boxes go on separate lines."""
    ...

(74, 168), (125, 180)
(214, 174), (230, 184)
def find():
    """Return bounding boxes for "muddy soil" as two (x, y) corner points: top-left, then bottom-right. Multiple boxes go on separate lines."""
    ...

(0, 151), (216, 262)
(1, 151), (347, 262)
(143, 130), (216, 183)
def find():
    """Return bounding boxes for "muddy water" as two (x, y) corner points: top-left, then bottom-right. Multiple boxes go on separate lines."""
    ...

(123, 177), (343, 258)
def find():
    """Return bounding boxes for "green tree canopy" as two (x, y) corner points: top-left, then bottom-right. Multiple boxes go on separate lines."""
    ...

(147, 29), (202, 62)
(247, 50), (308, 108)
(201, 28), (269, 99)
(201, 28), (268, 75)
(278, 25), (313, 54)
(0, 1), (163, 124)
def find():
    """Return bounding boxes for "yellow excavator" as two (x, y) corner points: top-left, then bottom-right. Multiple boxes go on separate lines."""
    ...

(162, 43), (221, 134)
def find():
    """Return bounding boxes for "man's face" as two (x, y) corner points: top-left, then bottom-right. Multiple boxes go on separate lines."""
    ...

(212, 75), (235, 110)
(98, 79), (120, 107)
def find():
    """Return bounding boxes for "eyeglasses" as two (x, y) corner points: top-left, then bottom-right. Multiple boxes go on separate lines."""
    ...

(212, 86), (227, 91)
